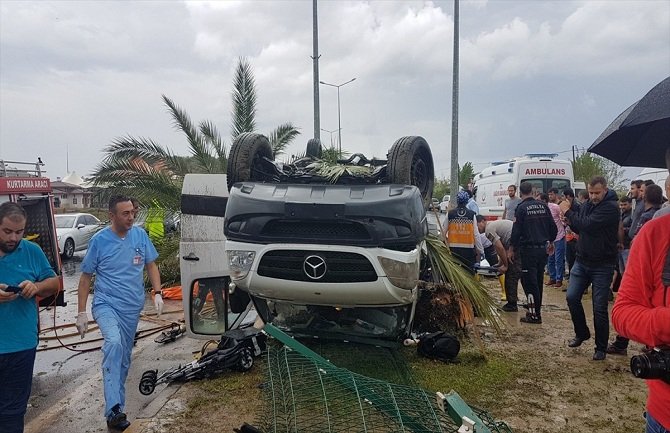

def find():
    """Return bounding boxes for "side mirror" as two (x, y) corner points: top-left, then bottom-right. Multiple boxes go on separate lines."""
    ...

(189, 277), (252, 335)
(76, 224), (85, 229)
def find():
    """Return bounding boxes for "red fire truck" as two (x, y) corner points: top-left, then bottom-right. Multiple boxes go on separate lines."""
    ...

(0, 159), (65, 306)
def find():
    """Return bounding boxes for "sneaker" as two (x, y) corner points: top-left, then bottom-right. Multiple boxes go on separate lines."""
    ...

(520, 315), (542, 324)
(546, 279), (556, 286)
(501, 303), (518, 312)
(593, 350), (606, 361)
(606, 344), (628, 356)
(107, 404), (130, 431)
(554, 281), (563, 289)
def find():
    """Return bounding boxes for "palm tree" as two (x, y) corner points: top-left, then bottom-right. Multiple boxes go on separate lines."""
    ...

(90, 57), (300, 208)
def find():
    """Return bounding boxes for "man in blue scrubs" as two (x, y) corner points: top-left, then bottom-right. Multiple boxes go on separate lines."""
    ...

(0, 202), (60, 433)
(76, 195), (162, 431)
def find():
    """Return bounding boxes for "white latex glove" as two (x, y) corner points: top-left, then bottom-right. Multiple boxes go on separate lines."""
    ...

(76, 312), (88, 339)
(154, 293), (164, 317)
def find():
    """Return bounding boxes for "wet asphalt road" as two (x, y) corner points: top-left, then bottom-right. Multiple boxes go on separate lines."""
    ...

(25, 252), (202, 433)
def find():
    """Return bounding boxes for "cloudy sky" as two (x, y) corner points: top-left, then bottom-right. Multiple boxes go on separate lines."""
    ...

(1, 0), (668, 180)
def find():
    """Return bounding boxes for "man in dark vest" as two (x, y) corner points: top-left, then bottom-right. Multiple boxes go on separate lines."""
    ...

(509, 182), (558, 324)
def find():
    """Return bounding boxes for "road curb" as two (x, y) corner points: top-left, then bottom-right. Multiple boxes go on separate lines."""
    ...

(126, 383), (182, 433)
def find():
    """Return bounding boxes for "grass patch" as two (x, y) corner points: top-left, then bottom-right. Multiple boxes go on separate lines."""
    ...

(406, 343), (519, 411)
(178, 367), (262, 427)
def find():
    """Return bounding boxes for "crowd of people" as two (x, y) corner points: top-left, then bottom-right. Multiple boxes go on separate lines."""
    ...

(444, 173), (670, 432)
(444, 175), (669, 350)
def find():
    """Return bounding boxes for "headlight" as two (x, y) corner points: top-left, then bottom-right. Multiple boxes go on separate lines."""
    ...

(227, 250), (256, 281)
(378, 256), (420, 290)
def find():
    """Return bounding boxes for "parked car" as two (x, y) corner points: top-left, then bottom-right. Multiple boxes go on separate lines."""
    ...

(439, 195), (450, 213)
(429, 198), (440, 211)
(55, 213), (102, 259)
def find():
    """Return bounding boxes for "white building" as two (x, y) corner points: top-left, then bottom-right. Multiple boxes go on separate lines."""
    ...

(52, 171), (94, 209)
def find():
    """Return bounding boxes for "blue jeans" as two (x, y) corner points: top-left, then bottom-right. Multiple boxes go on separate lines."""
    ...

(619, 249), (630, 273)
(646, 411), (669, 433)
(0, 348), (36, 433)
(547, 237), (566, 282)
(93, 304), (140, 419)
(566, 261), (614, 352)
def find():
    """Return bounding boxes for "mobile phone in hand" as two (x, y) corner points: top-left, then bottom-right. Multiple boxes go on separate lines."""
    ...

(2, 285), (22, 294)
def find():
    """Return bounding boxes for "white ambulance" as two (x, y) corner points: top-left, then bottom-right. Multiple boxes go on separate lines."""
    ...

(636, 167), (668, 199)
(473, 153), (574, 220)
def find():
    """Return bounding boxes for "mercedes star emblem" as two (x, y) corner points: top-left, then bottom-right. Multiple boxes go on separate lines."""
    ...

(303, 255), (327, 280)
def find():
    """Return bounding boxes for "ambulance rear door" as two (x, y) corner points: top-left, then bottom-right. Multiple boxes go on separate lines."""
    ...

(517, 159), (574, 196)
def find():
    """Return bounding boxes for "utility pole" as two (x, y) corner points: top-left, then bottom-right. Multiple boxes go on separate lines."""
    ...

(449, 0), (460, 207)
(312, 0), (321, 140)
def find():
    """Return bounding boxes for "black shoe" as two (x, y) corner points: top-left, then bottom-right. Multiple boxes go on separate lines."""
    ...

(593, 350), (606, 361)
(568, 334), (591, 348)
(606, 344), (628, 356)
(501, 303), (518, 312)
(107, 404), (130, 431)
(520, 315), (542, 324)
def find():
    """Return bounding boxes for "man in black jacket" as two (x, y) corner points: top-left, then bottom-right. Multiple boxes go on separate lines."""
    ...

(510, 181), (558, 324)
(559, 176), (619, 361)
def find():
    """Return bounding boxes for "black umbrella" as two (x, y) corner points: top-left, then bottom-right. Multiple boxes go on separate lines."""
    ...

(588, 76), (670, 169)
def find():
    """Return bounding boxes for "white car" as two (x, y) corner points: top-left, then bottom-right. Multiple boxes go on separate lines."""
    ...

(439, 194), (450, 213)
(55, 213), (101, 259)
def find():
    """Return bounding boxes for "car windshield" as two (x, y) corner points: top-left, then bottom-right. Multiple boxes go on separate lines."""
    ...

(521, 178), (571, 196)
(55, 216), (76, 228)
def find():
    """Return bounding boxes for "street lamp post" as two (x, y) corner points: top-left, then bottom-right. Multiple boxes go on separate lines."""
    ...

(320, 128), (338, 148)
(319, 78), (356, 155)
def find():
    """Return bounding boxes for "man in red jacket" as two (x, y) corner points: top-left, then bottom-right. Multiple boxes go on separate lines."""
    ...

(612, 213), (670, 433)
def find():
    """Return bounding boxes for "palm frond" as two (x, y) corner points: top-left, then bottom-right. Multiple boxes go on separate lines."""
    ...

(98, 135), (175, 168)
(321, 146), (347, 164)
(317, 161), (374, 183)
(90, 158), (182, 210)
(200, 120), (227, 173)
(162, 95), (216, 173)
(424, 235), (506, 336)
(231, 57), (257, 139)
(145, 233), (181, 288)
(268, 122), (301, 158)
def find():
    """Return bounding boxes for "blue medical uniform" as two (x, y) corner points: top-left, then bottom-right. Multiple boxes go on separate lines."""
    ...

(81, 226), (158, 418)
(0, 240), (56, 431)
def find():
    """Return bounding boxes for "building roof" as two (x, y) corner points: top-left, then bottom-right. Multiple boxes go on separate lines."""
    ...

(51, 180), (89, 193)
(61, 171), (85, 186)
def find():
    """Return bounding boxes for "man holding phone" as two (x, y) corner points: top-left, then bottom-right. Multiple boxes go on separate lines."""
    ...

(0, 202), (60, 433)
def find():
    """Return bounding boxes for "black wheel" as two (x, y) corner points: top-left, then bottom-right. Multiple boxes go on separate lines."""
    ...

(306, 138), (323, 159)
(386, 136), (435, 208)
(226, 133), (274, 190)
(139, 371), (157, 395)
(235, 347), (254, 372)
(62, 238), (74, 259)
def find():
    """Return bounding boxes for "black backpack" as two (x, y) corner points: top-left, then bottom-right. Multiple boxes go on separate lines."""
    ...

(417, 331), (460, 363)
